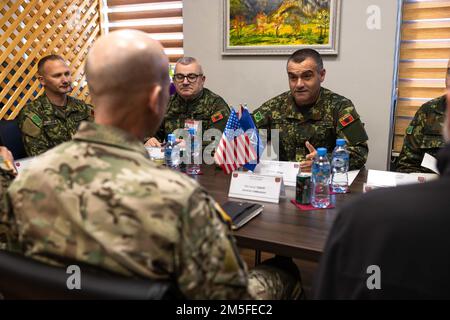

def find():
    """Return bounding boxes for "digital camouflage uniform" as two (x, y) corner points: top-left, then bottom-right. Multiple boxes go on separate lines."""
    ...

(18, 93), (94, 157)
(156, 88), (230, 148)
(396, 95), (447, 173)
(0, 122), (301, 300)
(253, 87), (369, 170)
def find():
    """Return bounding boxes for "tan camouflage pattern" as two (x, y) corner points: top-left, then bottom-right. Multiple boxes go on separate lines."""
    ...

(0, 121), (300, 299)
(156, 88), (230, 144)
(397, 95), (447, 173)
(18, 93), (94, 157)
(253, 87), (369, 170)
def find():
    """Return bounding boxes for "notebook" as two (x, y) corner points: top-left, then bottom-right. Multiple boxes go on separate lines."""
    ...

(221, 201), (263, 230)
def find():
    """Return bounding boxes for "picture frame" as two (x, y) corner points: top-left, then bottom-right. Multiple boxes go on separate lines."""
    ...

(223, 0), (341, 56)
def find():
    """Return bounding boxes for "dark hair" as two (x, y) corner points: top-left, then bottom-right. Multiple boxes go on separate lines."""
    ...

(287, 48), (323, 71)
(37, 55), (66, 74)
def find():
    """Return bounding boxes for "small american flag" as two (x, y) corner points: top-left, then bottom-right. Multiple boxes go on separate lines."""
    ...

(214, 109), (257, 174)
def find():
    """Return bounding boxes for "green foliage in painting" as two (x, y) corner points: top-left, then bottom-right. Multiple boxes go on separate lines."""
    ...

(229, 0), (332, 46)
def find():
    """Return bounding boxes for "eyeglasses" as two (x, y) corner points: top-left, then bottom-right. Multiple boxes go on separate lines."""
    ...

(173, 73), (203, 83)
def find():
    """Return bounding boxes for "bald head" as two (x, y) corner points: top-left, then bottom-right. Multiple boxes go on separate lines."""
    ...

(86, 30), (169, 103)
(85, 30), (170, 138)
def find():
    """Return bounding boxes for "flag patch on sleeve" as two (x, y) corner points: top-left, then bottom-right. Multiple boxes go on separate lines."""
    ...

(211, 111), (224, 123)
(254, 111), (262, 123)
(406, 125), (414, 135)
(339, 113), (355, 127)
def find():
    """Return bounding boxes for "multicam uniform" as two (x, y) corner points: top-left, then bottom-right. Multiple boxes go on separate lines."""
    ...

(0, 122), (300, 299)
(396, 95), (446, 173)
(252, 87), (369, 170)
(18, 93), (93, 156)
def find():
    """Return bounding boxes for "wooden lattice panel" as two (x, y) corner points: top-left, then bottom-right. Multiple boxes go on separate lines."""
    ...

(0, 0), (102, 120)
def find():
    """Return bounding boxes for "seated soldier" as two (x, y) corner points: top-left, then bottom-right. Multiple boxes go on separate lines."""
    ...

(396, 93), (447, 173)
(18, 55), (94, 157)
(0, 30), (301, 300)
(253, 49), (369, 171)
(145, 57), (230, 152)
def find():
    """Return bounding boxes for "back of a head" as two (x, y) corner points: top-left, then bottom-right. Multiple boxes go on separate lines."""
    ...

(288, 48), (323, 71)
(85, 30), (169, 106)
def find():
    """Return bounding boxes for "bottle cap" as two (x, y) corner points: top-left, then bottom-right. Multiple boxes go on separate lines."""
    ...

(336, 138), (346, 146)
(317, 147), (327, 156)
(167, 133), (176, 142)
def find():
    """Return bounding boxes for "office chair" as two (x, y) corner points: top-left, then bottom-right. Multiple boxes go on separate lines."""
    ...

(0, 250), (182, 300)
(0, 119), (28, 159)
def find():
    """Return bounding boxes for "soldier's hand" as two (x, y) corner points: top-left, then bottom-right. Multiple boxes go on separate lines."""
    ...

(0, 146), (17, 175)
(300, 141), (316, 172)
(145, 137), (161, 147)
(0, 146), (14, 163)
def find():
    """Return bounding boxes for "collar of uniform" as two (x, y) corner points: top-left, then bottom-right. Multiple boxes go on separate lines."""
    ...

(73, 122), (149, 158)
(285, 88), (324, 122)
(41, 93), (85, 118)
(434, 94), (447, 115)
(174, 88), (205, 111)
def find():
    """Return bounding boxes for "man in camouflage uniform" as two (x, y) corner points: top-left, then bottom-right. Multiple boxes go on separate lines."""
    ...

(397, 95), (447, 173)
(0, 30), (301, 300)
(18, 54), (93, 157)
(145, 57), (230, 151)
(253, 49), (368, 171)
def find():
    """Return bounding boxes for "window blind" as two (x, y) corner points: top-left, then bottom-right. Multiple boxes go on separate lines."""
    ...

(392, 0), (450, 154)
(104, 0), (183, 63)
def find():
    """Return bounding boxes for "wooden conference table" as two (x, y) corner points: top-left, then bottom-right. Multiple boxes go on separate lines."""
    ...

(194, 166), (367, 263)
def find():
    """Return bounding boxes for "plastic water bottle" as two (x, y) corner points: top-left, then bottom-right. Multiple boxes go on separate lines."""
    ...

(331, 139), (349, 193)
(311, 147), (331, 208)
(186, 128), (201, 175)
(164, 134), (180, 169)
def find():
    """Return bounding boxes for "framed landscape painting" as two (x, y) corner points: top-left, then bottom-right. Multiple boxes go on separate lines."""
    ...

(223, 0), (341, 55)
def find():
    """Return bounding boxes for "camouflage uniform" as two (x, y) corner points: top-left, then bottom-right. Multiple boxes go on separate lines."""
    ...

(0, 122), (300, 300)
(397, 95), (447, 173)
(18, 93), (94, 157)
(253, 87), (369, 170)
(156, 88), (230, 145)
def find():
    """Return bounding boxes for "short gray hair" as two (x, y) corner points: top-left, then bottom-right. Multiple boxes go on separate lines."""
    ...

(175, 56), (203, 74)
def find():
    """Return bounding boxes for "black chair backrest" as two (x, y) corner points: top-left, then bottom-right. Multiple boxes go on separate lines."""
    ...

(0, 119), (27, 159)
(0, 250), (182, 300)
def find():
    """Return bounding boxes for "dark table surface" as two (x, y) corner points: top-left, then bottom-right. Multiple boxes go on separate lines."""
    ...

(193, 166), (368, 262)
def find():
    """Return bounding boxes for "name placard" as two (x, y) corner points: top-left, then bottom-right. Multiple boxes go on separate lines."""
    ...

(254, 160), (300, 187)
(228, 172), (284, 204)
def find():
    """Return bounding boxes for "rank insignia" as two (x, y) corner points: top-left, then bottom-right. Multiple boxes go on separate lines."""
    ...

(211, 111), (224, 123)
(339, 113), (355, 127)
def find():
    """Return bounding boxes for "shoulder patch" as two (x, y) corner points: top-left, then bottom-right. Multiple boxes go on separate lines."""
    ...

(339, 113), (355, 127)
(253, 111), (263, 123)
(406, 125), (414, 135)
(211, 111), (224, 123)
(30, 113), (42, 127)
(22, 117), (42, 137)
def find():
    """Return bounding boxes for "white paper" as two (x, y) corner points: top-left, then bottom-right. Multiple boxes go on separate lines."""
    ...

(229, 172), (283, 204)
(367, 169), (433, 187)
(421, 153), (439, 174)
(348, 170), (360, 186)
(145, 146), (164, 160)
(254, 160), (299, 187)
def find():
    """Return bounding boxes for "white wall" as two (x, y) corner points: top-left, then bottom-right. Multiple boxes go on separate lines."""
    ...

(183, 0), (399, 170)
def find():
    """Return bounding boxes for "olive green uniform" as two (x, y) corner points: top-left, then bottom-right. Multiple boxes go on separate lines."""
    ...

(397, 95), (446, 173)
(18, 93), (93, 157)
(253, 87), (369, 170)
